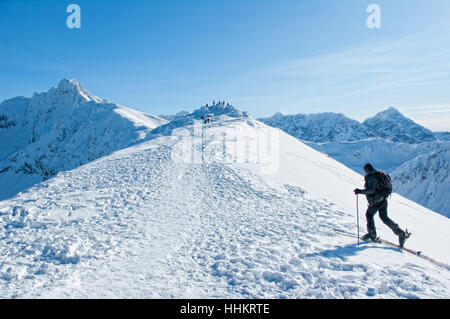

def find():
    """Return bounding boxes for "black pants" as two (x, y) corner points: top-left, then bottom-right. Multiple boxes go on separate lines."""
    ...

(366, 200), (402, 236)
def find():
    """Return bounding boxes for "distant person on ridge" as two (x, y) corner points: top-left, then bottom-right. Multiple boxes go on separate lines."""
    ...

(354, 163), (410, 247)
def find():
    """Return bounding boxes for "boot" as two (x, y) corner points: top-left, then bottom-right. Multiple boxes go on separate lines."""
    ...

(398, 229), (411, 248)
(362, 231), (377, 242)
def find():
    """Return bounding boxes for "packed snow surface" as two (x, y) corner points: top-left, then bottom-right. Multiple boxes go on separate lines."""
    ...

(1, 115), (449, 298)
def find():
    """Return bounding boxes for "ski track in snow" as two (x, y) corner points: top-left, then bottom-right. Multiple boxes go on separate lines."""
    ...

(1, 129), (449, 299)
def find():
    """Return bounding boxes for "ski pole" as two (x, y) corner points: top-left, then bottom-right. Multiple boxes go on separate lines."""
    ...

(356, 194), (360, 245)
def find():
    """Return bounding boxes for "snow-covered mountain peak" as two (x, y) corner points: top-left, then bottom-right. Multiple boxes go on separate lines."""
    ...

(364, 107), (410, 124)
(363, 107), (437, 144)
(0, 80), (167, 201)
(52, 78), (103, 104)
(57, 78), (81, 90)
(378, 106), (403, 118)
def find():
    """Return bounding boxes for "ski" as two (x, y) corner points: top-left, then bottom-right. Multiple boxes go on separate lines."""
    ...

(334, 230), (450, 270)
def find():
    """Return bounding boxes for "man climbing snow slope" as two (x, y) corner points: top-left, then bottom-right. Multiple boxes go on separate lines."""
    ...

(354, 163), (410, 248)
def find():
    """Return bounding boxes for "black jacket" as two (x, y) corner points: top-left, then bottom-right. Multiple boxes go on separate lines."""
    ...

(361, 169), (385, 205)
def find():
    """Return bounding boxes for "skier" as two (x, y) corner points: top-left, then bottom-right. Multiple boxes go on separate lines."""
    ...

(354, 163), (409, 247)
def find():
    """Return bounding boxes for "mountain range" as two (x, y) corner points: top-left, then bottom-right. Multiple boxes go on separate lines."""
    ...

(2, 80), (448, 218)
(259, 107), (441, 144)
(259, 112), (375, 143)
(0, 80), (449, 298)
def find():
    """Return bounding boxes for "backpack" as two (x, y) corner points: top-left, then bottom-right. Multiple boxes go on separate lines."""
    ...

(374, 171), (393, 197)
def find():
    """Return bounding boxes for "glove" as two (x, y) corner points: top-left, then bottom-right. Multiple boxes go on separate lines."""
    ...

(354, 189), (363, 195)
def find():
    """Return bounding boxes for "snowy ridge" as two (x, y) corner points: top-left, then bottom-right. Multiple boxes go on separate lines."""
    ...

(259, 112), (374, 143)
(0, 79), (167, 200)
(114, 105), (169, 132)
(391, 148), (450, 218)
(150, 103), (250, 137)
(0, 116), (449, 298)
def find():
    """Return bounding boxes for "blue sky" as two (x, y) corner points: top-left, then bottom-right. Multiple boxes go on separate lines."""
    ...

(1, 0), (450, 130)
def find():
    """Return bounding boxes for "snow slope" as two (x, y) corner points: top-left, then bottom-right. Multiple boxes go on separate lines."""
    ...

(0, 113), (449, 299)
(391, 148), (450, 218)
(0, 79), (167, 201)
